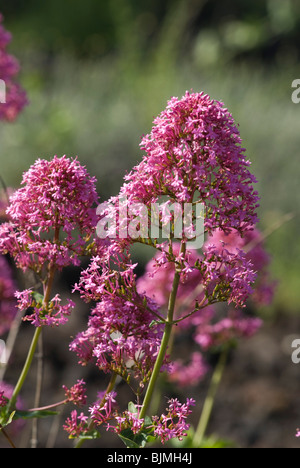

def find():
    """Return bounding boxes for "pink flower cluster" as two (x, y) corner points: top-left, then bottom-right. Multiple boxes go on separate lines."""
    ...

(0, 381), (22, 410)
(168, 352), (209, 387)
(89, 391), (117, 427)
(15, 289), (75, 327)
(0, 156), (99, 273)
(63, 411), (89, 439)
(152, 398), (196, 444)
(207, 227), (275, 305)
(0, 14), (28, 121)
(120, 91), (259, 235)
(88, 395), (195, 445)
(194, 311), (262, 350)
(70, 255), (164, 389)
(0, 255), (17, 335)
(0, 390), (7, 407)
(137, 223), (273, 388)
(63, 91), (261, 445)
(62, 380), (87, 407)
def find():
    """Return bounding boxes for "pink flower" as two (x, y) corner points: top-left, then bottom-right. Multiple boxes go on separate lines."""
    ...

(120, 91), (259, 237)
(70, 250), (169, 392)
(138, 241), (256, 312)
(62, 380), (87, 407)
(89, 391), (117, 427)
(63, 410), (89, 439)
(0, 156), (99, 279)
(200, 243), (256, 308)
(152, 398), (196, 444)
(205, 226), (276, 305)
(0, 14), (28, 121)
(137, 245), (204, 311)
(16, 290), (76, 327)
(71, 285), (164, 384)
(108, 405), (145, 435)
(194, 311), (262, 351)
(169, 352), (209, 387)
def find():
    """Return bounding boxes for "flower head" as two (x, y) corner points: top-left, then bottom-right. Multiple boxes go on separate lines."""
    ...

(89, 391), (117, 427)
(15, 289), (75, 327)
(205, 226), (276, 305)
(70, 253), (166, 391)
(169, 352), (209, 387)
(152, 398), (196, 444)
(121, 91), (259, 237)
(63, 410), (89, 439)
(0, 156), (99, 273)
(0, 381), (22, 410)
(194, 311), (262, 351)
(62, 380), (87, 407)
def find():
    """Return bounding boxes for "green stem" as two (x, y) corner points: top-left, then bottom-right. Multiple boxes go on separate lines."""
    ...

(7, 326), (42, 413)
(193, 345), (229, 447)
(139, 248), (184, 421)
(7, 259), (57, 414)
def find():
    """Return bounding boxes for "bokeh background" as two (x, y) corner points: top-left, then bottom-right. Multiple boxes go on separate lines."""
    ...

(1, 0), (300, 448)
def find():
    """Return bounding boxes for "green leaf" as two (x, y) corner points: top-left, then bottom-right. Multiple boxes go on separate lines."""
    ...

(6, 411), (16, 426)
(0, 410), (16, 428)
(14, 409), (58, 420)
(118, 433), (141, 448)
(198, 436), (235, 448)
(32, 292), (44, 304)
(78, 430), (100, 440)
(0, 406), (15, 426)
(144, 415), (153, 428)
(118, 428), (148, 448)
(128, 401), (138, 414)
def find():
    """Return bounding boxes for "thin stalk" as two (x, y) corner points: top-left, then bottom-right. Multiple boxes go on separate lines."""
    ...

(139, 243), (185, 421)
(7, 326), (42, 413)
(193, 345), (229, 447)
(31, 333), (44, 448)
(29, 400), (67, 412)
(7, 260), (57, 413)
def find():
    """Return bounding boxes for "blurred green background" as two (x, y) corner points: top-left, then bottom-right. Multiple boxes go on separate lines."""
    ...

(0, 0), (299, 312)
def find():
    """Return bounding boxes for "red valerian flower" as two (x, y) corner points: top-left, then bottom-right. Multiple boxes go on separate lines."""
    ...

(0, 155), (99, 273)
(62, 380), (87, 407)
(120, 91), (259, 236)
